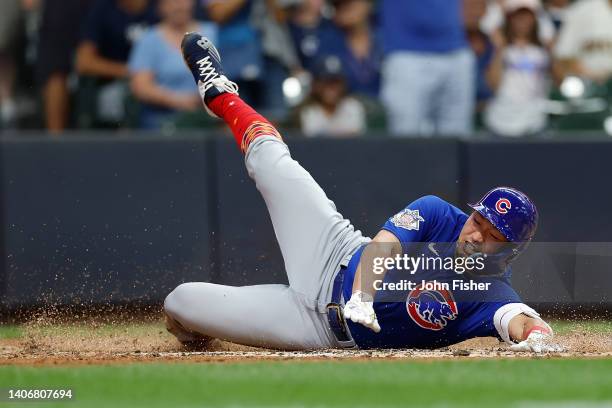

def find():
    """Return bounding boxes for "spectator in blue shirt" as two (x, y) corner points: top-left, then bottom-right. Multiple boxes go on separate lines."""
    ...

(287, 0), (339, 73)
(322, 0), (381, 98)
(380, 0), (475, 136)
(203, 0), (263, 107)
(128, 0), (217, 129)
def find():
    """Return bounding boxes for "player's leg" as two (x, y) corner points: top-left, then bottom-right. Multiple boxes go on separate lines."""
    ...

(210, 100), (363, 306)
(242, 135), (367, 306)
(181, 33), (367, 306)
(164, 282), (335, 350)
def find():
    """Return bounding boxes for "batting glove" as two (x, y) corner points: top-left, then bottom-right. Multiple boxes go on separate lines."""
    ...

(343, 291), (381, 333)
(510, 326), (563, 353)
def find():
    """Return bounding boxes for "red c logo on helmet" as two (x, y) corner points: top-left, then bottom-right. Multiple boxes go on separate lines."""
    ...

(495, 198), (511, 214)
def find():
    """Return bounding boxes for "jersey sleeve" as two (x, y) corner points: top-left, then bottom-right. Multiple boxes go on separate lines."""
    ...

(458, 279), (523, 340)
(381, 195), (446, 249)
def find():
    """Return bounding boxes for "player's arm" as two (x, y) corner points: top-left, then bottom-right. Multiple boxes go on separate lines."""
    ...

(345, 197), (436, 332)
(494, 304), (562, 353)
(508, 314), (548, 341)
(507, 314), (562, 352)
(343, 230), (401, 333)
(352, 230), (401, 299)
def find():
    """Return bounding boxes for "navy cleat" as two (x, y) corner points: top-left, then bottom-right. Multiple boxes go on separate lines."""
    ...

(181, 32), (239, 117)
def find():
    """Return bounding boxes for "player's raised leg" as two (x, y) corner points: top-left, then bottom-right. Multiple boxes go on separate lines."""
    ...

(181, 33), (367, 308)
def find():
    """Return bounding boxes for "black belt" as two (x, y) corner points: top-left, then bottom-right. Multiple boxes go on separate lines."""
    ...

(326, 267), (353, 343)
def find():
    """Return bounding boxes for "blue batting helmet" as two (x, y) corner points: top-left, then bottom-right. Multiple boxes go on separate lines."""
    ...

(465, 187), (538, 277)
(468, 186), (538, 243)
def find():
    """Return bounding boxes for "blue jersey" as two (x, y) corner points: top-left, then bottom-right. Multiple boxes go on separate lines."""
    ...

(342, 196), (522, 349)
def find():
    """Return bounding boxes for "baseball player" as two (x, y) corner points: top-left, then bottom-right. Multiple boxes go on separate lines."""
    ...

(164, 32), (562, 353)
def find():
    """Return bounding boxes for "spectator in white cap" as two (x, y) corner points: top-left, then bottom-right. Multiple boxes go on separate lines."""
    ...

(484, 0), (552, 137)
(480, 0), (556, 47)
(554, 0), (612, 83)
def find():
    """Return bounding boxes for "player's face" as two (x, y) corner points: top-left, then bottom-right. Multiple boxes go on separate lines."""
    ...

(456, 212), (508, 257)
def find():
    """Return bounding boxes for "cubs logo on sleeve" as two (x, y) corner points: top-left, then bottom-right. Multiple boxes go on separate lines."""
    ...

(390, 209), (425, 231)
(406, 283), (458, 331)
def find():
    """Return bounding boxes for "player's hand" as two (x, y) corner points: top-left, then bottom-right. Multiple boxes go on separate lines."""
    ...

(343, 291), (381, 333)
(510, 327), (563, 353)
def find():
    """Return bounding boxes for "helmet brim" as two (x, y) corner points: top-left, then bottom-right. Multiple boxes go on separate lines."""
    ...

(468, 203), (513, 242)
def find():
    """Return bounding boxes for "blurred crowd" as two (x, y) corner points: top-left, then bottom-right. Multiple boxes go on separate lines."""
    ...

(0, 0), (611, 137)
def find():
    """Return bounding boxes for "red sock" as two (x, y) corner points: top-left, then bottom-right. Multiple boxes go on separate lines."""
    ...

(207, 94), (282, 153)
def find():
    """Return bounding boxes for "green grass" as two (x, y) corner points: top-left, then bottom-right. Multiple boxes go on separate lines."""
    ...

(0, 326), (22, 340)
(0, 322), (163, 340)
(549, 319), (612, 335)
(0, 360), (611, 408)
(1, 321), (610, 407)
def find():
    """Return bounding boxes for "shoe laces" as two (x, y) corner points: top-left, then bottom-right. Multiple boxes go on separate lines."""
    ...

(196, 56), (239, 95)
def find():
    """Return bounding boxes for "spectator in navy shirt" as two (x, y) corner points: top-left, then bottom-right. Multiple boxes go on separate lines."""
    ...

(36, 0), (91, 133)
(323, 0), (381, 98)
(465, 0), (494, 122)
(76, 0), (159, 79)
(380, 0), (475, 136)
(467, 28), (495, 117)
(76, 0), (159, 124)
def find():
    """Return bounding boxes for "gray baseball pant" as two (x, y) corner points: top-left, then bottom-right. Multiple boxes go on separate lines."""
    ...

(164, 136), (369, 350)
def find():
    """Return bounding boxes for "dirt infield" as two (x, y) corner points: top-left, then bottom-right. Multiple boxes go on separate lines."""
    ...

(1, 317), (611, 366)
